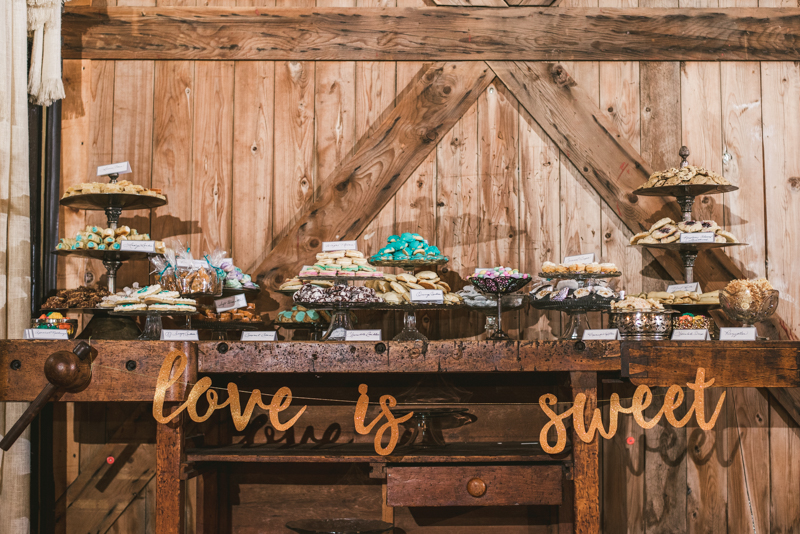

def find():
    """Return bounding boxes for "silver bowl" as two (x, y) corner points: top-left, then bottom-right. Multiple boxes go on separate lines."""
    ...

(606, 310), (677, 340)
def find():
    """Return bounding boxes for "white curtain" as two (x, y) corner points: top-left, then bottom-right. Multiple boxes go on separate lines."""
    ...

(0, 0), (33, 531)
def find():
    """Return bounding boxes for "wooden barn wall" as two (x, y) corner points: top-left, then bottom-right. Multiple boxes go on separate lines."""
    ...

(55, 0), (800, 533)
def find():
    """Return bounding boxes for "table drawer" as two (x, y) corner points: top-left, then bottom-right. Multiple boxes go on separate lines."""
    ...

(386, 465), (562, 507)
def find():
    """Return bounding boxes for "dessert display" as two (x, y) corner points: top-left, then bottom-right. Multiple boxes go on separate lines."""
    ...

(57, 172), (169, 297)
(150, 245), (222, 297)
(32, 312), (78, 338)
(630, 147), (746, 285)
(369, 233), (447, 267)
(41, 285), (110, 310)
(366, 272), (462, 306)
(540, 261), (619, 276)
(636, 165), (730, 190)
(303, 251), (383, 278)
(629, 218), (738, 245)
(720, 278), (780, 329)
(277, 305), (331, 325)
(610, 296), (664, 311)
(62, 180), (166, 200)
(458, 285), (526, 336)
(606, 296), (675, 340)
(633, 289), (719, 307)
(107, 284), (197, 313)
(56, 225), (165, 252)
(293, 284), (382, 305)
(532, 261), (621, 340)
(193, 302), (261, 323)
(468, 267), (532, 340)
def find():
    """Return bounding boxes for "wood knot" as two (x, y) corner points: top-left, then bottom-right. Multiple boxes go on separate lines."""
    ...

(626, 192), (639, 204)
(425, 129), (438, 143)
(551, 65), (576, 88)
(309, 238), (320, 248)
(789, 177), (800, 191)
(443, 85), (452, 95)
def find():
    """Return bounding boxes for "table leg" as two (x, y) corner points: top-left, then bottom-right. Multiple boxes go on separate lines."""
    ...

(570, 371), (600, 534)
(156, 405), (185, 534)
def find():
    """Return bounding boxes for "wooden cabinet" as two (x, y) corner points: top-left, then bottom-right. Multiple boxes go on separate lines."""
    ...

(386, 465), (563, 507)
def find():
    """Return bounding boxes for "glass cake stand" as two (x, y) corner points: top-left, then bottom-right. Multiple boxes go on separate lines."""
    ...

(469, 276), (532, 340)
(111, 309), (195, 340)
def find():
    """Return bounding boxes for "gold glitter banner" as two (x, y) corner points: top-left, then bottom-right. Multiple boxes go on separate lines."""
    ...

(152, 352), (723, 457)
(539, 367), (725, 454)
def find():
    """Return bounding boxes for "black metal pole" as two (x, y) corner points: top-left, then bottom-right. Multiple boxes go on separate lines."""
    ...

(42, 100), (60, 301)
(29, 101), (43, 315)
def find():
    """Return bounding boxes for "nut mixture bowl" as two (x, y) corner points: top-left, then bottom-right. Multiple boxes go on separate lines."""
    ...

(720, 288), (779, 328)
(606, 310), (677, 340)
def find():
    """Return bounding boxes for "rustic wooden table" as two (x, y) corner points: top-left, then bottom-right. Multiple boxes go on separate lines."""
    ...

(1, 340), (797, 533)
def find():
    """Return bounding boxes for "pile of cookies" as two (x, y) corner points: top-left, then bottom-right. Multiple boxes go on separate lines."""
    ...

(102, 284), (196, 312)
(630, 218), (738, 245)
(62, 180), (166, 200)
(610, 296), (664, 311)
(277, 305), (331, 324)
(365, 272), (461, 305)
(41, 285), (111, 309)
(723, 278), (775, 310)
(541, 261), (619, 275)
(635, 165), (730, 190)
(293, 284), (382, 305)
(370, 233), (446, 262)
(56, 225), (165, 253)
(634, 290), (719, 306)
(194, 303), (262, 323)
(301, 250), (383, 277)
(532, 281), (616, 303)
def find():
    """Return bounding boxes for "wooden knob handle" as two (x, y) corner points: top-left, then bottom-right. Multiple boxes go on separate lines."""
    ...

(467, 477), (487, 498)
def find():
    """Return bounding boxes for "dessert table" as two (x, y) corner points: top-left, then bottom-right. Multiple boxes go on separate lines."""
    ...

(0, 340), (796, 533)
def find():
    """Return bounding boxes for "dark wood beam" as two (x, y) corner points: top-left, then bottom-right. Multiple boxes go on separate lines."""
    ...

(489, 61), (795, 339)
(63, 7), (800, 61)
(768, 387), (800, 427)
(249, 61), (494, 292)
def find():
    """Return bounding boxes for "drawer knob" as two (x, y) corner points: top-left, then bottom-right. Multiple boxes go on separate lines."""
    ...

(467, 477), (487, 498)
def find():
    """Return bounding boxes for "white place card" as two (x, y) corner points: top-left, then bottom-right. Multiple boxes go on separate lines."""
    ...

(667, 282), (701, 293)
(719, 327), (758, 341)
(322, 240), (358, 252)
(97, 161), (132, 176)
(410, 289), (444, 304)
(241, 331), (277, 341)
(582, 329), (620, 340)
(671, 329), (710, 340)
(345, 329), (382, 341)
(24, 329), (69, 340)
(176, 259), (209, 270)
(120, 240), (156, 253)
(161, 330), (199, 341)
(564, 253), (595, 264)
(679, 232), (715, 244)
(215, 293), (247, 313)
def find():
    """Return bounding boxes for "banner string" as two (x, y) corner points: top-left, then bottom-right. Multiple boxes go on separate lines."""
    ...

(88, 360), (776, 409)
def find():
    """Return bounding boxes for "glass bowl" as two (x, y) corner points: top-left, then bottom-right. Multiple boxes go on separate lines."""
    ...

(720, 288), (779, 327)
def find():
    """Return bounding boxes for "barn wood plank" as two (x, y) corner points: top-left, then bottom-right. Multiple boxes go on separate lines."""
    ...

(519, 108), (560, 340)
(622, 341), (800, 387)
(55, 404), (155, 534)
(156, 407), (185, 534)
(152, 61), (195, 246)
(477, 80), (520, 337)
(570, 371), (601, 534)
(232, 61), (275, 273)
(726, 387), (770, 534)
(768, 392), (800, 533)
(62, 7), (800, 61)
(0, 341), (196, 402)
(112, 60), (155, 289)
(191, 61), (234, 254)
(250, 61), (494, 292)
(197, 340), (619, 373)
(489, 60), (792, 336)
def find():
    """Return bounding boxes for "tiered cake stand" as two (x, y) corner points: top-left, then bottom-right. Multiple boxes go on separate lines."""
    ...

(57, 174), (167, 294)
(530, 272), (620, 340)
(370, 257), (454, 342)
(632, 147), (746, 285)
(468, 276), (532, 340)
